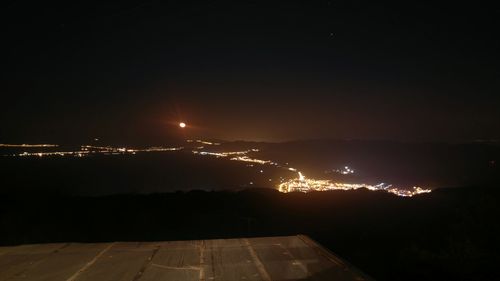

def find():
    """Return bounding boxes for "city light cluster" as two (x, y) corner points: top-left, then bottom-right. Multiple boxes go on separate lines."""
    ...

(0, 144), (59, 148)
(230, 156), (275, 165)
(192, 148), (277, 166)
(325, 166), (355, 175)
(192, 148), (260, 158)
(278, 172), (432, 197)
(1, 140), (433, 197)
(187, 139), (221, 145)
(5, 145), (183, 157)
(16, 151), (90, 157)
(342, 167), (354, 174)
(189, 145), (431, 197)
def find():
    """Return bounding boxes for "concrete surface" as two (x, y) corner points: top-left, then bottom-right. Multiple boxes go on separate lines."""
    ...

(0, 235), (372, 281)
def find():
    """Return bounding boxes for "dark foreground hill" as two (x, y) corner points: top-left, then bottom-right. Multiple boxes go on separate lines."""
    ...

(1, 187), (499, 281)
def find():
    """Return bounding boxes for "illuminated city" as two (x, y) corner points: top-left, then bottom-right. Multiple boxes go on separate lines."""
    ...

(1, 141), (432, 197)
(0, 144), (59, 148)
(278, 172), (432, 197)
(3, 145), (182, 157)
(189, 144), (432, 197)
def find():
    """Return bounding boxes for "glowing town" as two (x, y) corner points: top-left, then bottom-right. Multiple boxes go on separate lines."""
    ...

(1, 141), (432, 197)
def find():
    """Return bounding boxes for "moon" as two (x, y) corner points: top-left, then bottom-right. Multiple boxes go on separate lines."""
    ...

(179, 122), (186, 128)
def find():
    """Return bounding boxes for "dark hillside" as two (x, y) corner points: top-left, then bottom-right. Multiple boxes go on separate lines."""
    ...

(1, 186), (499, 281)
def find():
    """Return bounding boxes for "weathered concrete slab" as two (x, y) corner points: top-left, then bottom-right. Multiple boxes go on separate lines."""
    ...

(0, 235), (372, 281)
(73, 243), (157, 281)
(8, 243), (110, 281)
(0, 243), (68, 280)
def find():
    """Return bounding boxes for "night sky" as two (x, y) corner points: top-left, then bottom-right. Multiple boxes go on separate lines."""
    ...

(2, 1), (499, 143)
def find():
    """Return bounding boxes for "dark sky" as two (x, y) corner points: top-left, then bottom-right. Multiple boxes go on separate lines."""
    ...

(2, 1), (499, 143)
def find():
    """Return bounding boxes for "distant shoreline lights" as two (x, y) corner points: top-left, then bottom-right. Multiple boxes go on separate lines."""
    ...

(1, 140), (432, 197)
(0, 144), (59, 148)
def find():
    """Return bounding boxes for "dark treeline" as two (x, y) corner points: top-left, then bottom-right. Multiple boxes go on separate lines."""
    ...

(1, 186), (499, 281)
